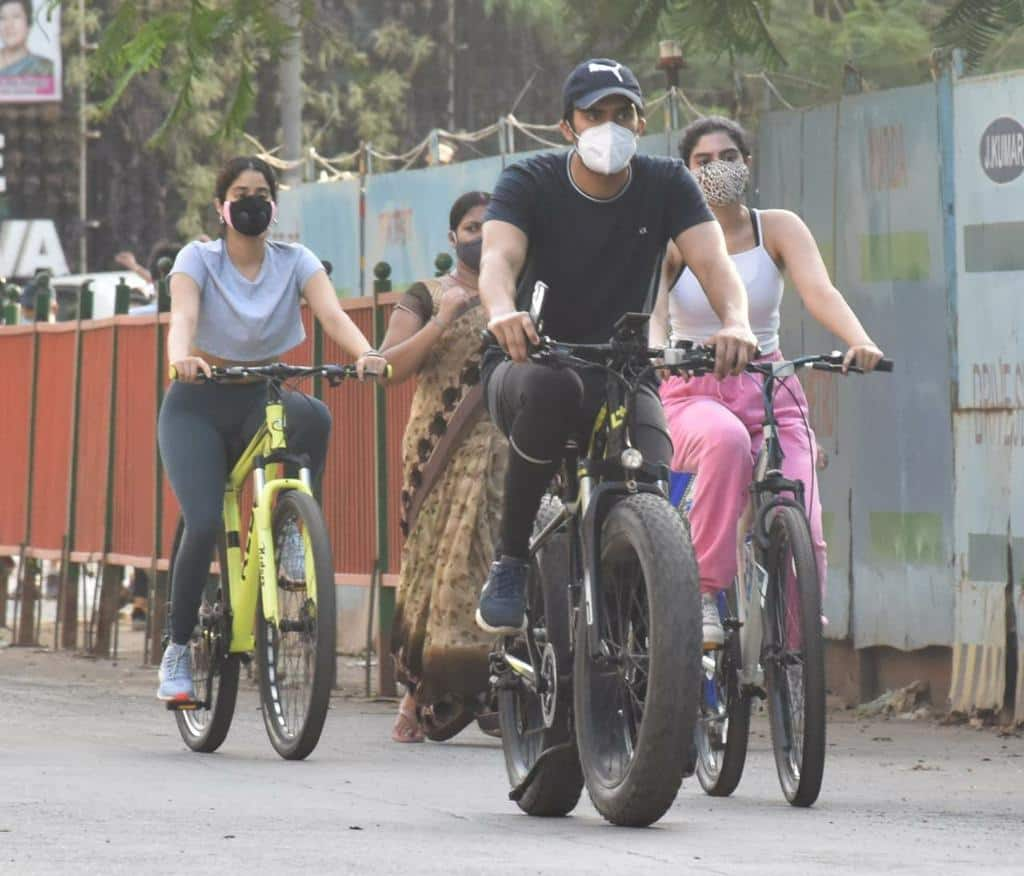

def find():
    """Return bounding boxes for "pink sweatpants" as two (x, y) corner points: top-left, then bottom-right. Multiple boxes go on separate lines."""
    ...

(660, 356), (827, 595)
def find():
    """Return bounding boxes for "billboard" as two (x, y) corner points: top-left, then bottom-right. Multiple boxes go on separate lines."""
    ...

(0, 1), (61, 103)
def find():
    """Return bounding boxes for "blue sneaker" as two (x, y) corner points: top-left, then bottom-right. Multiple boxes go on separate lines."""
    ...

(157, 642), (195, 701)
(475, 557), (529, 635)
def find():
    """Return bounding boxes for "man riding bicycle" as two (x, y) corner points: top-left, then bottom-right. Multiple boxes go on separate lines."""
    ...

(475, 58), (759, 635)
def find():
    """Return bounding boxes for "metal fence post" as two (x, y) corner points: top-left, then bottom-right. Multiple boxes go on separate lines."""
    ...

(57, 279), (93, 651)
(936, 48), (963, 387)
(147, 261), (173, 665)
(15, 297), (43, 646)
(434, 252), (453, 277)
(2, 282), (20, 324)
(368, 260), (395, 698)
(92, 282), (130, 657)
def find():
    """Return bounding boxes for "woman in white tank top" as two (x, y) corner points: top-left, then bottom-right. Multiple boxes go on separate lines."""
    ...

(649, 117), (885, 648)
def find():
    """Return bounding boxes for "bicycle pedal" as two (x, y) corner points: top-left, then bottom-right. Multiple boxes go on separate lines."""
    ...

(165, 698), (203, 712)
(722, 618), (743, 631)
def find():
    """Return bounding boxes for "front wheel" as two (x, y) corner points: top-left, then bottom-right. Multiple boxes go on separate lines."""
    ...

(574, 493), (701, 827)
(168, 518), (241, 754)
(256, 490), (337, 760)
(762, 504), (825, 806)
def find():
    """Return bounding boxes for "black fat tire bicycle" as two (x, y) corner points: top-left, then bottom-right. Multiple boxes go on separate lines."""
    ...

(491, 311), (709, 827)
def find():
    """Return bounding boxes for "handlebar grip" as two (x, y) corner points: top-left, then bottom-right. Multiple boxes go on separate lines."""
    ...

(875, 358), (894, 373)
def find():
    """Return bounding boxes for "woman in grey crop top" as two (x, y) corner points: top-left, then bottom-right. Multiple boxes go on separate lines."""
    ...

(156, 156), (386, 703)
(650, 118), (885, 650)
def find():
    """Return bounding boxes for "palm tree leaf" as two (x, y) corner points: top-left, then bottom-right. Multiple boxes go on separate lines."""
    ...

(934, 0), (1024, 69)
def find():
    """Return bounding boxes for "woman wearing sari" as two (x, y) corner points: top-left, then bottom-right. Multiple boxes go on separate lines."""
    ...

(381, 191), (508, 743)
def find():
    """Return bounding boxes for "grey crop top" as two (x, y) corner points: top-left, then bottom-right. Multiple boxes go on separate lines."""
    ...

(170, 239), (324, 362)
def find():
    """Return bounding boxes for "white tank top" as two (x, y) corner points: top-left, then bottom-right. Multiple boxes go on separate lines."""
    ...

(668, 209), (783, 354)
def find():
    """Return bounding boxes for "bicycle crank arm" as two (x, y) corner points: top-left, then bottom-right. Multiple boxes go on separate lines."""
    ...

(503, 654), (538, 689)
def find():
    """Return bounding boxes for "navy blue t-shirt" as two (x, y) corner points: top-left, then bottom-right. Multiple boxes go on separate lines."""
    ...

(484, 150), (713, 348)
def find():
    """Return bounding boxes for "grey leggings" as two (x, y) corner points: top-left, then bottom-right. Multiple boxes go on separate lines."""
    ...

(158, 381), (332, 644)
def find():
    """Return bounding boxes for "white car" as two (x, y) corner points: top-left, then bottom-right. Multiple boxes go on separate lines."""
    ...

(51, 271), (152, 320)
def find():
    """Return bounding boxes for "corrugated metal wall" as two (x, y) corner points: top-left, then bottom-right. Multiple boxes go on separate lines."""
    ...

(949, 71), (1024, 721)
(759, 66), (1024, 717)
(758, 82), (956, 651)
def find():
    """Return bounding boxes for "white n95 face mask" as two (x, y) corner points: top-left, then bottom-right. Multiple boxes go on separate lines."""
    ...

(575, 121), (638, 175)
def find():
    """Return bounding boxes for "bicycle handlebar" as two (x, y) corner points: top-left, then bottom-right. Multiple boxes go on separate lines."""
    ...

(167, 362), (391, 384)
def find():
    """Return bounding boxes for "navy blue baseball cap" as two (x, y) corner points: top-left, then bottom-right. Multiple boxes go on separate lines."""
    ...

(562, 58), (644, 119)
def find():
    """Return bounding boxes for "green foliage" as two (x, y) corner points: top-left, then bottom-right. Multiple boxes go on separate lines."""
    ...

(935, 0), (1024, 70)
(88, 0), (312, 144)
(660, 0), (785, 67)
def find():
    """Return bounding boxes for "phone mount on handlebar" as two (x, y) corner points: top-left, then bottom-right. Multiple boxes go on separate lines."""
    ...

(529, 281), (548, 335)
(611, 312), (651, 354)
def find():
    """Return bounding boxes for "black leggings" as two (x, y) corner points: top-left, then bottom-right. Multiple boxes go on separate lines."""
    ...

(484, 360), (672, 559)
(158, 382), (332, 644)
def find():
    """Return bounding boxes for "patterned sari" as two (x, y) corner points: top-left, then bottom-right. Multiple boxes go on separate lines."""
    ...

(390, 276), (507, 708)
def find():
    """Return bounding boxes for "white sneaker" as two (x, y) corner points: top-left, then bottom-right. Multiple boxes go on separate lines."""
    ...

(702, 593), (725, 651)
(279, 518), (306, 583)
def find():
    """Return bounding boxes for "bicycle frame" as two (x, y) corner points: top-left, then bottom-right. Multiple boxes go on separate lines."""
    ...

(221, 380), (316, 654)
(681, 359), (807, 693)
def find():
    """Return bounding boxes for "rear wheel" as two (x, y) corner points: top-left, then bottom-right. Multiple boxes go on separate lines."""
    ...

(169, 518), (240, 754)
(574, 493), (701, 827)
(695, 592), (750, 796)
(498, 496), (583, 816)
(762, 504), (825, 807)
(256, 491), (337, 760)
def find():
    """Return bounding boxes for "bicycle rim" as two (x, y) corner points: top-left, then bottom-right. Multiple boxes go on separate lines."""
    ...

(763, 506), (825, 806)
(258, 491), (336, 760)
(588, 542), (648, 786)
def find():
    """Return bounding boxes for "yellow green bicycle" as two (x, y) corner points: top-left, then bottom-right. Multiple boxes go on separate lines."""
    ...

(165, 362), (372, 760)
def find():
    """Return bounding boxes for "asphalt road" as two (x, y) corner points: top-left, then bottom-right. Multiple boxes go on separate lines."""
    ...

(1, 646), (1021, 875)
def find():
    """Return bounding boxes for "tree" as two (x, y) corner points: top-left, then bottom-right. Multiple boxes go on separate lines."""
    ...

(935, 0), (1024, 70)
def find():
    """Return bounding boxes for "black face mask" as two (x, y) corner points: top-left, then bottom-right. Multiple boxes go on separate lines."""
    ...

(226, 196), (274, 237)
(455, 238), (482, 272)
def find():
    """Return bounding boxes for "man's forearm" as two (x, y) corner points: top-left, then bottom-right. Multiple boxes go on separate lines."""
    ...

(479, 251), (519, 320)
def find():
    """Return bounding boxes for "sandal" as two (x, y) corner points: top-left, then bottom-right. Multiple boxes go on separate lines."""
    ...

(391, 694), (425, 743)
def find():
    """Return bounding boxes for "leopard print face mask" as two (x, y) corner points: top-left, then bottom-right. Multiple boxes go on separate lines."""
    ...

(694, 159), (750, 206)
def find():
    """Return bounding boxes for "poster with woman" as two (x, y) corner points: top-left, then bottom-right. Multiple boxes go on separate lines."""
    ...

(0, 0), (60, 103)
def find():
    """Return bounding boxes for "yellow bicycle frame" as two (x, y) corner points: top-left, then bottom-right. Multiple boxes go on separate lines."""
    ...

(221, 396), (316, 653)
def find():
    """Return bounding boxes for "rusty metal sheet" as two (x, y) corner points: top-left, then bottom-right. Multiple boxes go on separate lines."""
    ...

(759, 85), (954, 650)
(109, 321), (158, 558)
(72, 324), (114, 554)
(365, 157), (504, 290)
(28, 327), (76, 551)
(952, 70), (1024, 715)
(0, 328), (33, 548)
(274, 179), (361, 298)
(320, 305), (376, 575)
